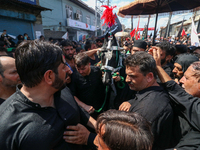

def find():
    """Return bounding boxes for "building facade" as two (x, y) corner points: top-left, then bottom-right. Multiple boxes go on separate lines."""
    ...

(40, 0), (102, 41)
(176, 15), (200, 34)
(0, 0), (50, 43)
(159, 20), (184, 38)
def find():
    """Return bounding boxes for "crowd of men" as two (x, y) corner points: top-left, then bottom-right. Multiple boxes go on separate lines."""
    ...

(1, 30), (200, 150)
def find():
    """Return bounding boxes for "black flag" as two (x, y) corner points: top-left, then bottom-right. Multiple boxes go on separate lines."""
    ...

(177, 19), (184, 38)
(149, 33), (152, 38)
(99, 13), (122, 39)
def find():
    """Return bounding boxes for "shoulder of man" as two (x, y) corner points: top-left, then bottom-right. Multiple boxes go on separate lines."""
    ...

(90, 66), (101, 72)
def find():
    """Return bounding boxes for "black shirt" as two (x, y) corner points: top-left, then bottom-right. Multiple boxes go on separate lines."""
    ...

(128, 86), (173, 150)
(0, 85), (89, 150)
(69, 66), (105, 112)
(163, 63), (174, 79)
(90, 55), (100, 66)
(0, 98), (5, 105)
(157, 63), (174, 83)
(111, 66), (135, 109)
(164, 80), (200, 150)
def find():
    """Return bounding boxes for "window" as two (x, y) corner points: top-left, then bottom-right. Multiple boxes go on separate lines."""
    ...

(66, 5), (73, 19)
(86, 16), (90, 25)
(76, 10), (82, 21)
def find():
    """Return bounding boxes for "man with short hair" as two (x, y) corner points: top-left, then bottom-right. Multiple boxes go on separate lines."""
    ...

(151, 47), (200, 150)
(85, 40), (99, 65)
(119, 51), (173, 149)
(0, 30), (11, 47)
(0, 40), (96, 150)
(0, 56), (20, 104)
(0, 44), (8, 56)
(60, 40), (76, 71)
(96, 38), (103, 48)
(69, 52), (105, 119)
(131, 40), (147, 54)
(94, 110), (154, 150)
(193, 47), (200, 59)
(193, 47), (200, 55)
(156, 41), (176, 79)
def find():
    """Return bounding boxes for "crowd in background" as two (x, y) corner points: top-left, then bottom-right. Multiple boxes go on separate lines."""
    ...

(1, 28), (200, 150)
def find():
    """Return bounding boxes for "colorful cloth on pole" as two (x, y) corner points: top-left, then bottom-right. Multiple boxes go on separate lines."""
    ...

(191, 18), (200, 47)
(101, 5), (117, 28)
(135, 17), (140, 40)
(182, 29), (186, 37)
(130, 28), (136, 37)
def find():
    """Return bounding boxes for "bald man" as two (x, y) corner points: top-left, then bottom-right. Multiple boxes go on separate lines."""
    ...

(0, 56), (20, 104)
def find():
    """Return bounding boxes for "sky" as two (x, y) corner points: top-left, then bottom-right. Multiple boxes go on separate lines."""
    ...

(82, 0), (193, 35)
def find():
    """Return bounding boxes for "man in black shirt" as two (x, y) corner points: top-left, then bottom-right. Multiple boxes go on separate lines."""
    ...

(85, 40), (100, 66)
(69, 53), (105, 119)
(0, 56), (20, 105)
(0, 40), (96, 150)
(151, 47), (200, 150)
(156, 41), (175, 80)
(119, 52), (173, 149)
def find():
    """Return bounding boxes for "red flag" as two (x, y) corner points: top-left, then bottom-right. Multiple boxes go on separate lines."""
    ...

(135, 17), (140, 40)
(182, 28), (186, 37)
(86, 24), (88, 28)
(83, 35), (86, 41)
(130, 28), (136, 37)
(138, 32), (140, 39)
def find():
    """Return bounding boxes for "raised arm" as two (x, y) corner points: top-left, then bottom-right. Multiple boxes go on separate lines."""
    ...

(149, 47), (172, 83)
(83, 48), (100, 57)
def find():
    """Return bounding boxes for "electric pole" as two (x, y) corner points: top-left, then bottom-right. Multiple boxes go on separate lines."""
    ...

(95, 0), (97, 36)
(95, 0), (108, 36)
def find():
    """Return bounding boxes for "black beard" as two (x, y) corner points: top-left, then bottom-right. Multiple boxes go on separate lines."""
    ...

(161, 58), (166, 65)
(65, 54), (73, 60)
(52, 74), (66, 90)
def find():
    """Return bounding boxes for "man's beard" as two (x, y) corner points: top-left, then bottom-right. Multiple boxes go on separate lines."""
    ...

(174, 74), (182, 80)
(2, 78), (20, 88)
(96, 44), (102, 48)
(65, 54), (73, 60)
(52, 74), (66, 90)
(161, 58), (166, 65)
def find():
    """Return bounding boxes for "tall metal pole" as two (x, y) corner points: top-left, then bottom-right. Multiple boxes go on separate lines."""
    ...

(95, 0), (97, 36)
(153, 0), (160, 45)
(131, 16), (133, 30)
(146, 15), (150, 39)
(107, 0), (109, 6)
(153, 13), (158, 45)
(165, 12), (172, 38)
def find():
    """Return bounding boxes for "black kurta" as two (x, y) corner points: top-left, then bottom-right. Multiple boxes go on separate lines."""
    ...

(163, 80), (200, 150)
(69, 66), (106, 118)
(128, 86), (174, 150)
(0, 86), (89, 150)
(0, 98), (5, 105)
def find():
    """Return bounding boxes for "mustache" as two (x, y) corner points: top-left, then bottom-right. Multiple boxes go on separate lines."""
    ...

(127, 81), (134, 85)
